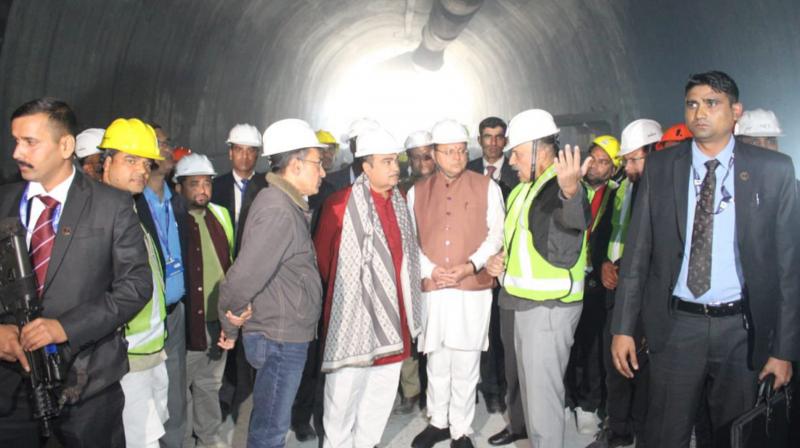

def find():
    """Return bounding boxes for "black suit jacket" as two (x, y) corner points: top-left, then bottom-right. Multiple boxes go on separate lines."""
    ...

(325, 165), (354, 193)
(0, 171), (152, 410)
(466, 157), (519, 198)
(612, 141), (800, 367)
(211, 172), (268, 256)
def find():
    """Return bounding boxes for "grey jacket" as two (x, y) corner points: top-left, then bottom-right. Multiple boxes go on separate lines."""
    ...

(218, 172), (323, 343)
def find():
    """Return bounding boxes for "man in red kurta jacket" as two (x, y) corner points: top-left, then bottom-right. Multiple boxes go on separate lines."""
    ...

(314, 126), (423, 448)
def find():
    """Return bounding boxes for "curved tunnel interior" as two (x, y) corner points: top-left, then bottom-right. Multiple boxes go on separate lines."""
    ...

(0, 0), (797, 176)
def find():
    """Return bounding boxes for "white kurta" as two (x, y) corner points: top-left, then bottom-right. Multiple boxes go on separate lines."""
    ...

(407, 180), (505, 354)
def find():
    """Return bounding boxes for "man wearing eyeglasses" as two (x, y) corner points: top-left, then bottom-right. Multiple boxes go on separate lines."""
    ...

(588, 120), (661, 448)
(398, 130), (436, 195)
(408, 119), (505, 448)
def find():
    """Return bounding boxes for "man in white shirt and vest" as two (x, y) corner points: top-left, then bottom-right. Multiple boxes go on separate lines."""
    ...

(408, 119), (505, 448)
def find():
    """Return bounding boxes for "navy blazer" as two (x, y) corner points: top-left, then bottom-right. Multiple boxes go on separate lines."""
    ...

(612, 141), (800, 368)
(211, 172), (268, 256)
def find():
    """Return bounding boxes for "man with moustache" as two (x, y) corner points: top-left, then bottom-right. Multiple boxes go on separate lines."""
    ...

(315, 127), (422, 448)
(74, 128), (105, 181)
(0, 99), (151, 447)
(218, 119), (327, 448)
(398, 130), (436, 195)
(611, 71), (800, 447)
(409, 119), (505, 448)
(99, 118), (172, 448)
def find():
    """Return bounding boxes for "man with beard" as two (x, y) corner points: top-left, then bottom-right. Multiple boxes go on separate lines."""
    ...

(315, 127), (422, 448)
(74, 128), (105, 181)
(565, 135), (620, 436)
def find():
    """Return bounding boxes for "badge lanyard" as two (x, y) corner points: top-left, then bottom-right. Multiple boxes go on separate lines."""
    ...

(18, 184), (63, 234)
(691, 155), (734, 215)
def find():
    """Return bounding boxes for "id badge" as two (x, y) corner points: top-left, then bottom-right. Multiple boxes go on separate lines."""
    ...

(165, 259), (184, 279)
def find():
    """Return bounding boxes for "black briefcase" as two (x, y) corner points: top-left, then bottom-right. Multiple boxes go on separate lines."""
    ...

(730, 374), (793, 447)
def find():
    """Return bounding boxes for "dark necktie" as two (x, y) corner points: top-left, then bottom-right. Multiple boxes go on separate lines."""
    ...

(486, 165), (497, 179)
(238, 179), (249, 194)
(687, 159), (720, 297)
(30, 195), (60, 296)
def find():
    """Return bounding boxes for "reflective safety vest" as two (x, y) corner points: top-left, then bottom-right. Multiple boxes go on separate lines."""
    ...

(503, 165), (588, 303)
(207, 202), (235, 258)
(126, 229), (167, 355)
(607, 178), (632, 263)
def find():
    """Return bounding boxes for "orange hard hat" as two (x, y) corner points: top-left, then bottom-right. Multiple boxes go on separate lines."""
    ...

(656, 123), (693, 150)
(172, 146), (193, 162)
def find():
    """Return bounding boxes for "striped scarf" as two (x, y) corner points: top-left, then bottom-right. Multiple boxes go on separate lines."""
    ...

(322, 173), (422, 372)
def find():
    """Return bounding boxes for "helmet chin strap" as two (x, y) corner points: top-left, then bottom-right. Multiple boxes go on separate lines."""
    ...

(529, 139), (539, 182)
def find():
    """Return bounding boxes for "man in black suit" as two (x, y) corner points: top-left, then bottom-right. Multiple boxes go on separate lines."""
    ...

(0, 98), (151, 447)
(611, 71), (800, 448)
(465, 116), (516, 418)
(211, 124), (268, 257)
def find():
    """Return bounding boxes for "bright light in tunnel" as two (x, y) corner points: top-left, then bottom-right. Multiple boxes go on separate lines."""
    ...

(317, 42), (485, 153)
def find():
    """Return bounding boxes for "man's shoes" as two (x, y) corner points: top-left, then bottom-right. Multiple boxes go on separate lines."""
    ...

(585, 427), (635, 448)
(575, 407), (602, 435)
(450, 436), (474, 448)
(393, 394), (420, 415)
(483, 393), (505, 414)
(488, 428), (527, 446)
(411, 424), (450, 448)
(292, 422), (317, 442)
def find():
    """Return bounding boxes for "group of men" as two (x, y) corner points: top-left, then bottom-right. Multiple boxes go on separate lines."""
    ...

(0, 69), (797, 448)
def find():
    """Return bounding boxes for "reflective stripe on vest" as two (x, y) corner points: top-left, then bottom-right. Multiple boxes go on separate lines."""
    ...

(607, 178), (632, 263)
(126, 228), (167, 355)
(208, 202), (235, 258)
(503, 165), (587, 302)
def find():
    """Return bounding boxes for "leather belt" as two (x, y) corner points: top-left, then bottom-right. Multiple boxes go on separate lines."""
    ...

(672, 296), (742, 317)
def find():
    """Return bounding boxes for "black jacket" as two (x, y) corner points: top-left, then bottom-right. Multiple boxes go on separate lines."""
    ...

(0, 171), (152, 411)
(612, 141), (800, 367)
(466, 156), (519, 198)
(211, 172), (268, 256)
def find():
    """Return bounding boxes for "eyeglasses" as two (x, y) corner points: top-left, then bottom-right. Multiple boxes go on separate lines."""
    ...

(435, 148), (468, 157)
(410, 154), (433, 162)
(299, 158), (324, 170)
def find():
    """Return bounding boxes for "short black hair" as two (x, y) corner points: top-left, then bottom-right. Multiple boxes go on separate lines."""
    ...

(269, 147), (311, 173)
(478, 116), (507, 136)
(685, 71), (739, 104)
(11, 97), (78, 137)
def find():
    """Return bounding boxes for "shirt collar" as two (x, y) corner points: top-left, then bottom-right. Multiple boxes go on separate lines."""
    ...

(232, 171), (254, 184)
(27, 166), (76, 204)
(370, 187), (393, 205)
(483, 156), (504, 170)
(691, 134), (735, 170)
(143, 181), (172, 204)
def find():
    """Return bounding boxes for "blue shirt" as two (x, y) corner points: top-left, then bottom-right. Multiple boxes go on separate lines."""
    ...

(144, 183), (186, 305)
(673, 136), (743, 304)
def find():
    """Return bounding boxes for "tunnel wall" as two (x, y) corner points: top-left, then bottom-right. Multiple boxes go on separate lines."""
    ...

(0, 0), (797, 178)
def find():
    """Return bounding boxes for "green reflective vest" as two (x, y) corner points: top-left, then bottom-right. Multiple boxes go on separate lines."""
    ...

(126, 229), (167, 355)
(503, 165), (588, 303)
(607, 178), (632, 263)
(208, 202), (235, 258)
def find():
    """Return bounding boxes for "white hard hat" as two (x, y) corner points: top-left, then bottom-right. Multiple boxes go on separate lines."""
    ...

(619, 119), (662, 156)
(341, 117), (380, 143)
(404, 130), (433, 150)
(75, 128), (105, 159)
(735, 109), (783, 137)
(262, 119), (326, 157)
(431, 119), (469, 145)
(355, 127), (403, 158)
(504, 109), (559, 151)
(226, 123), (262, 147)
(173, 153), (217, 183)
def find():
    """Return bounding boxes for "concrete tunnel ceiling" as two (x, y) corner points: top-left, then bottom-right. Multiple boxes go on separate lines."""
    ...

(0, 0), (639, 175)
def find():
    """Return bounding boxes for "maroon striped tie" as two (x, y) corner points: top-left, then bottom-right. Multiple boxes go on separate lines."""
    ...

(30, 195), (59, 296)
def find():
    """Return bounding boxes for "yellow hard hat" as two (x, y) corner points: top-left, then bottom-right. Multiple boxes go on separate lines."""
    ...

(591, 134), (620, 167)
(99, 118), (164, 160)
(316, 130), (340, 149)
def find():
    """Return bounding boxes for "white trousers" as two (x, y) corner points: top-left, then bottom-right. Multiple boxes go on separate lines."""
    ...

(425, 347), (481, 439)
(323, 362), (403, 448)
(120, 361), (170, 448)
(515, 304), (583, 448)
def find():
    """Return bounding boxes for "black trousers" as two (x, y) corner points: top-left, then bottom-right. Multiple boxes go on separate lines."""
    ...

(0, 381), (125, 448)
(645, 308), (758, 448)
(479, 287), (506, 398)
(602, 300), (648, 439)
(565, 287), (607, 412)
(499, 307), (526, 435)
(291, 338), (324, 434)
